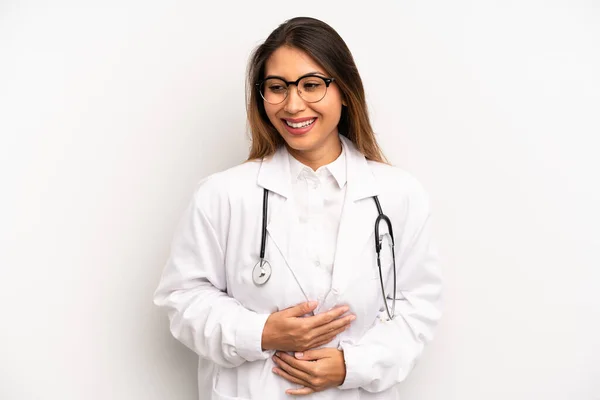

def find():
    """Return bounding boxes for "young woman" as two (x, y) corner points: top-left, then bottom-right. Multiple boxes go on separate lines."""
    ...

(154, 16), (443, 400)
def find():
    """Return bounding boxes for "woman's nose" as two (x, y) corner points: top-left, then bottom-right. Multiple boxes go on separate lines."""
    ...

(283, 86), (306, 114)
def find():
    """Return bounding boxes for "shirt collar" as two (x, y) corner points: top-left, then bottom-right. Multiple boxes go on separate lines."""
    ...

(287, 143), (347, 189)
(325, 145), (347, 188)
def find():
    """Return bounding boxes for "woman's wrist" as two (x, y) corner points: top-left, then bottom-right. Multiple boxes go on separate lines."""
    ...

(261, 316), (274, 351)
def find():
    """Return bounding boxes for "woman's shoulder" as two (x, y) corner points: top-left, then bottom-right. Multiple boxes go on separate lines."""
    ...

(191, 159), (263, 207)
(366, 160), (431, 205)
(200, 159), (261, 187)
(367, 160), (427, 190)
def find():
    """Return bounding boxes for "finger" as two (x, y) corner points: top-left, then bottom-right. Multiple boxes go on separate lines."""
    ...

(286, 387), (315, 396)
(281, 301), (318, 317)
(272, 366), (312, 388)
(273, 354), (312, 382)
(309, 324), (350, 348)
(310, 313), (355, 338)
(305, 305), (350, 328)
(276, 352), (315, 376)
(294, 348), (331, 361)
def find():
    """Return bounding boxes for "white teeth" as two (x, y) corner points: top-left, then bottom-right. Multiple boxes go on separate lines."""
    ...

(285, 118), (315, 128)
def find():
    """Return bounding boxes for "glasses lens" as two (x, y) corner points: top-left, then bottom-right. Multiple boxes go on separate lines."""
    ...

(298, 76), (327, 103)
(260, 78), (287, 104)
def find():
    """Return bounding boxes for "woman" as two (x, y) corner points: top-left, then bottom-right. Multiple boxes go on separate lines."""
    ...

(154, 16), (443, 399)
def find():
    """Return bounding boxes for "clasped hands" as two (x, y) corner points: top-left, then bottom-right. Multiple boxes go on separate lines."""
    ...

(261, 301), (356, 396)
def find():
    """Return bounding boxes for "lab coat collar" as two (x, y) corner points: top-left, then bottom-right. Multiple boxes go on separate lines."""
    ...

(339, 134), (379, 200)
(328, 135), (381, 300)
(257, 134), (379, 199)
(256, 142), (293, 198)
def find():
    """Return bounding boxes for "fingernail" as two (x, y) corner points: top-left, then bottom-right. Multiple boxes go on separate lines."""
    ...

(272, 368), (278, 374)
(295, 352), (303, 359)
(275, 352), (281, 357)
(349, 315), (356, 321)
(308, 301), (317, 308)
(341, 306), (349, 312)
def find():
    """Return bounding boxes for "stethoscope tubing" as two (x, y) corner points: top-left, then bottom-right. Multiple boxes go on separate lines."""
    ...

(255, 189), (397, 320)
(260, 189), (268, 260)
(374, 196), (396, 320)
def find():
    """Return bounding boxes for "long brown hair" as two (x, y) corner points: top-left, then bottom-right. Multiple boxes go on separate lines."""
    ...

(246, 16), (387, 163)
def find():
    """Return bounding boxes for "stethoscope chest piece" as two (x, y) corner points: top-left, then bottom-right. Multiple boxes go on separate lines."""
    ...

(252, 259), (272, 285)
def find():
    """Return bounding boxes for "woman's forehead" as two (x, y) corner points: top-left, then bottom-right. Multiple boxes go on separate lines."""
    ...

(264, 46), (327, 79)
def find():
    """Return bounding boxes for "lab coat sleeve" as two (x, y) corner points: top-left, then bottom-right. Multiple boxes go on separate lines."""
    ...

(153, 184), (272, 368)
(339, 183), (443, 392)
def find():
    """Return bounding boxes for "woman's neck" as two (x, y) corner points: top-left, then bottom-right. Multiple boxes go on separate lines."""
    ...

(287, 136), (342, 171)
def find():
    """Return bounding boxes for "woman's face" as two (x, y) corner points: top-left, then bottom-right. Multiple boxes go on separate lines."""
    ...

(262, 46), (345, 162)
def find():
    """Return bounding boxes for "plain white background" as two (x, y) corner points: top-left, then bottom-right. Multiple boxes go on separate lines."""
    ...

(1, 1), (599, 399)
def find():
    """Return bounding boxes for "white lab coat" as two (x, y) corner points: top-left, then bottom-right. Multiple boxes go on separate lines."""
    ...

(154, 135), (443, 400)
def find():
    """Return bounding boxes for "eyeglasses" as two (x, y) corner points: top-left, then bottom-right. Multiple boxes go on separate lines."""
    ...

(256, 74), (335, 105)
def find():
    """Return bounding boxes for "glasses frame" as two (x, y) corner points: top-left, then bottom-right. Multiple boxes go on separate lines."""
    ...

(256, 74), (336, 105)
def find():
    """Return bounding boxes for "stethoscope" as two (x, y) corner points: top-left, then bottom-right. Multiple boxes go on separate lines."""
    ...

(252, 188), (397, 320)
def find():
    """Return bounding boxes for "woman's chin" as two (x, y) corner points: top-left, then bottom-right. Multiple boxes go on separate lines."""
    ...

(283, 137), (321, 153)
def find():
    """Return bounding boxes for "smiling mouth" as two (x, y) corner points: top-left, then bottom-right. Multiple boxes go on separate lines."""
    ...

(283, 118), (316, 128)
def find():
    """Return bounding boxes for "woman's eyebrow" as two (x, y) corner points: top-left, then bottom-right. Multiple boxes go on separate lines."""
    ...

(263, 71), (327, 80)
(302, 71), (326, 76)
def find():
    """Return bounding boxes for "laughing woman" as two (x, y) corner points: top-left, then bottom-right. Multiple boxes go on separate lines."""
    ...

(154, 16), (443, 400)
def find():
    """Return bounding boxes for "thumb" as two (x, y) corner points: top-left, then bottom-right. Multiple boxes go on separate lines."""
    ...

(284, 301), (318, 317)
(294, 348), (327, 361)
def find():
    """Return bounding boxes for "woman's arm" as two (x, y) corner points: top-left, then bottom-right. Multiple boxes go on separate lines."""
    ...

(339, 181), (443, 392)
(153, 183), (272, 368)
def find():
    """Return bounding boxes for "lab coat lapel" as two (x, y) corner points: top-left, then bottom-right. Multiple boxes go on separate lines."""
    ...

(331, 136), (380, 296)
(256, 147), (316, 302)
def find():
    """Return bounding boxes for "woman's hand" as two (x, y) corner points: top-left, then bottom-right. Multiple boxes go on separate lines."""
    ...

(272, 348), (347, 395)
(261, 301), (355, 352)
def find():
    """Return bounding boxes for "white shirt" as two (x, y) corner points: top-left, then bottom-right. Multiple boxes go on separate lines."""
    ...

(287, 146), (347, 303)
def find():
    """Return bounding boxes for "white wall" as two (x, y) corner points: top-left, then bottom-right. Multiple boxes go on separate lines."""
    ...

(1, 1), (598, 399)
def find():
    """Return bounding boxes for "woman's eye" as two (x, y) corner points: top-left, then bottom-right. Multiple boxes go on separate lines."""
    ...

(268, 85), (286, 93)
(302, 82), (321, 91)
